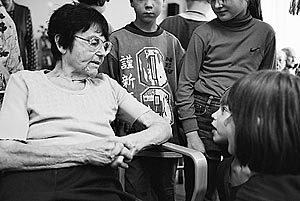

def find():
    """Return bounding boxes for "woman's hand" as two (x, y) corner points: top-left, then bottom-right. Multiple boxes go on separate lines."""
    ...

(0, 139), (134, 171)
(81, 138), (133, 168)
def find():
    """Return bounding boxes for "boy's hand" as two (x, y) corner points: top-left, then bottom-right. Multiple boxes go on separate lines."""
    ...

(186, 131), (206, 153)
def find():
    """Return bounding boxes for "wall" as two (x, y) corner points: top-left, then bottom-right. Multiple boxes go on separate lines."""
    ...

(14, 0), (184, 36)
(15, 0), (300, 61)
(262, 0), (300, 58)
(15, 0), (73, 37)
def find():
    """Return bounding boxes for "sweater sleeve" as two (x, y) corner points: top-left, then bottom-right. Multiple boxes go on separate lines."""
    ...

(258, 31), (276, 70)
(176, 32), (204, 134)
(0, 72), (29, 140)
(107, 76), (150, 125)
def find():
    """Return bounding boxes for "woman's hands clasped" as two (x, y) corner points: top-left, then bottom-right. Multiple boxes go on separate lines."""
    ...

(82, 136), (137, 169)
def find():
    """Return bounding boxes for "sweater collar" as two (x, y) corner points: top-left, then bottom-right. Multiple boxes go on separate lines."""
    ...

(217, 11), (252, 29)
(125, 22), (164, 37)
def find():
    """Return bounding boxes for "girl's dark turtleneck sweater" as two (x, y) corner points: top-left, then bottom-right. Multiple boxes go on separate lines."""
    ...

(176, 11), (276, 135)
(217, 11), (253, 31)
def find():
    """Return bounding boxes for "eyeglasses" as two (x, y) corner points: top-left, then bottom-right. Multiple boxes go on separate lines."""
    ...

(74, 35), (112, 55)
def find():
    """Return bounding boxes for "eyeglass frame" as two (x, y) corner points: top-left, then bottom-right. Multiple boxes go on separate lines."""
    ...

(74, 35), (112, 54)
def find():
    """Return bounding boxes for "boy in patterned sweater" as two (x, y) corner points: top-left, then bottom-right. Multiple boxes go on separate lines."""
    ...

(101, 0), (185, 200)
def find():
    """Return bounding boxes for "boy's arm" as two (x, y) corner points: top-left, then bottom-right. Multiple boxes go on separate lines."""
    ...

(176, 44), (185, 81)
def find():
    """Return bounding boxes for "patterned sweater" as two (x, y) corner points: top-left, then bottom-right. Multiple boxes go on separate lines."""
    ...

(105, 22), (185, 134)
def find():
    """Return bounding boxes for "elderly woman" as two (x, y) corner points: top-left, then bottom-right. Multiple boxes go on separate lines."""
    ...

(0, 3), (171, 201)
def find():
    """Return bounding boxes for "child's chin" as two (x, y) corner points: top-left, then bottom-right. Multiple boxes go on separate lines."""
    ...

(212, 130), (227, 144)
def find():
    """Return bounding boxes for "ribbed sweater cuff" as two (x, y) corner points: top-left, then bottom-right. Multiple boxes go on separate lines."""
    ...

(181, 118), (199, 134)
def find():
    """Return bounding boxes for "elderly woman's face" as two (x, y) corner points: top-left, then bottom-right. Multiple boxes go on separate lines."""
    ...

(64, 25), (110, 78)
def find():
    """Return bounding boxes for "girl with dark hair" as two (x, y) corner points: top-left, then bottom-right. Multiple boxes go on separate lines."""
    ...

(213, 70), (300, 200)
(228, 70), (300, 200)
(212, 89), (251, 201)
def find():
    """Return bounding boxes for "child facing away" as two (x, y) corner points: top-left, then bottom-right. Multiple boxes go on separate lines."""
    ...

(159, 0), (215, 50)
(211, 88), (251, 201)
(77, 0), (114, 34)
(101, 0), (185, 200)
(215, 70), (300, 201)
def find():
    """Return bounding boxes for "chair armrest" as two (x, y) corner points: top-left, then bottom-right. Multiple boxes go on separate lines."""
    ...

(161, 142), (207, 201)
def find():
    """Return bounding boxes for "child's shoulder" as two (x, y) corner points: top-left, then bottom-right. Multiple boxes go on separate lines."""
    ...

(252, 18), (275, 33)
(109, 25), (129, 37)
(162, 29), (184, 47)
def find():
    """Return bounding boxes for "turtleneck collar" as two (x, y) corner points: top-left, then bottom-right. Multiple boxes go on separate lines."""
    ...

(217, 11), (252, 30)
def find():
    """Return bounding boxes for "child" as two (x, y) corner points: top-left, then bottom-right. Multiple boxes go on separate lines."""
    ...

(227, 70), (300, 200)
(77, 0), (114, 34)
(175, 0), (276, 200)
(211, 89), (251, 201)
(276, 49), (287, 71)
(281, 47), (299, 75)
(102, 0), (185, 200)
(160, 0), (215, 50)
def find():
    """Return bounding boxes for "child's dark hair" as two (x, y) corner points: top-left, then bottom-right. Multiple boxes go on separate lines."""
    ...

(77, 0), (110, 6)
(220, 87), (230, 106)
(248, 0), (263, 20)
(47, 3), (109, 62)
(228, 70), (300, 175)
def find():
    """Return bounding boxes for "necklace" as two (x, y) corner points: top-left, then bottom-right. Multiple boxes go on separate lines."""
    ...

(54, 73), (87, 83)
(46, 72), (88, 91)
(62, 76), (87, 83)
